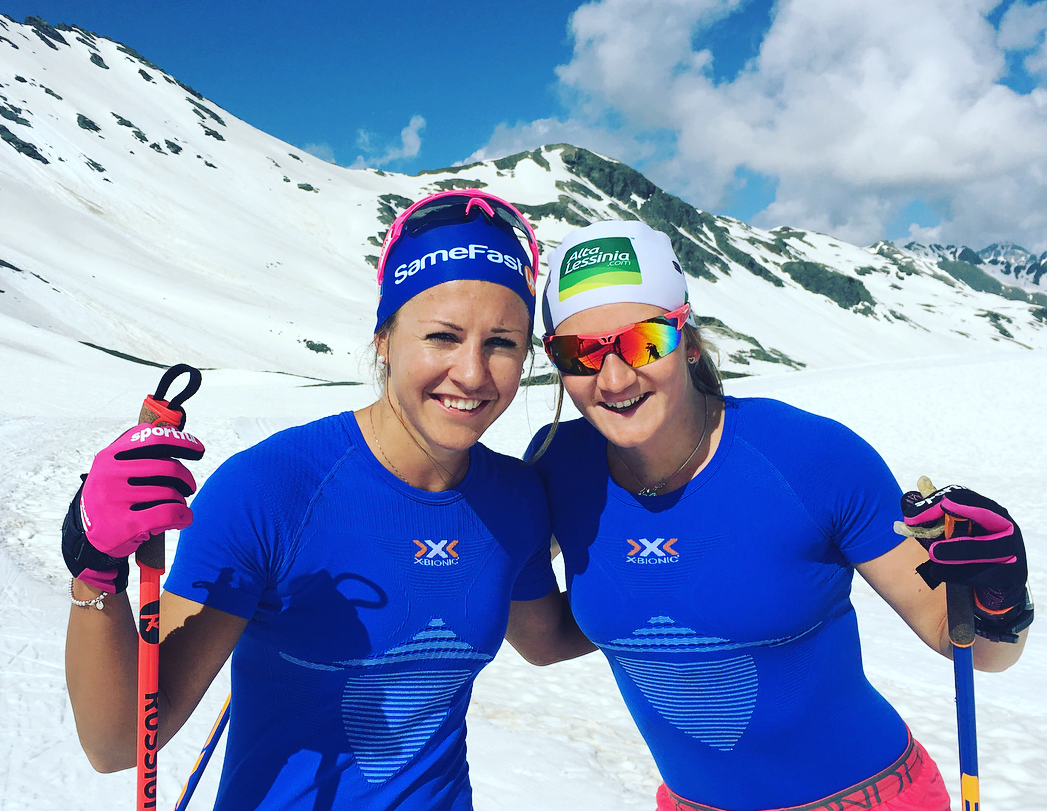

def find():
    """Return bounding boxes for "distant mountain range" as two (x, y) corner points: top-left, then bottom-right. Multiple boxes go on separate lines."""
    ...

(904, 242), (1047, 293)
(2, 14), (1044, 386)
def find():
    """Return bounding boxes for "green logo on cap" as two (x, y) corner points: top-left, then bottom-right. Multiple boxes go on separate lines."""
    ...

(558, 237), (642, 301)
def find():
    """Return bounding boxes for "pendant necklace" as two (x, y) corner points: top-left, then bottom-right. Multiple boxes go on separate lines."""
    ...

(615, 395), (709, 497)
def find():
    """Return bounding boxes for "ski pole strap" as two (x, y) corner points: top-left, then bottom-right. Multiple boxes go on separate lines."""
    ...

(141, 364), (203, 430)
(974, 586), (1034, 643)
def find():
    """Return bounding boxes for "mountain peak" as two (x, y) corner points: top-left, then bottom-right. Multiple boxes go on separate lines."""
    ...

(1, 15), (1044, 385)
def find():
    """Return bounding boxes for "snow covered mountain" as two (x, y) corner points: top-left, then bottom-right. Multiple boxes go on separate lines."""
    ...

(971, 243), (1047, 292)
(904, 241), (1047, 295)
(2, 14), (1045, 391)
(2, 18), (1047, 811)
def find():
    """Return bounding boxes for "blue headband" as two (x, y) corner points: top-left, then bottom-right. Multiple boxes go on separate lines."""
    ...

(375, 215), (537, 331)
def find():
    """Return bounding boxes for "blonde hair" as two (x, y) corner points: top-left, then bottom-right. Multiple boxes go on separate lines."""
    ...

(683, 324), (723, 399)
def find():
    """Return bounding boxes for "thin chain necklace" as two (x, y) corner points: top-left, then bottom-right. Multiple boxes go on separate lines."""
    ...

(370, 407), (407, 483)
(369, 406), (466, 490)
(614, 395), (709, 497)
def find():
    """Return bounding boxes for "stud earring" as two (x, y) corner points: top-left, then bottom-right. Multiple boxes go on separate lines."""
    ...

(687, 356), (698, 365)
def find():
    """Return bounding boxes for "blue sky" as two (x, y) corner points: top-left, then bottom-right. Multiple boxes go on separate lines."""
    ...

(6, 1), (1047, 252)
(3, 1), (584, 170)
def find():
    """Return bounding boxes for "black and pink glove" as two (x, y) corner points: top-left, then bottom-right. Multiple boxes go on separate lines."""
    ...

(901, 484), (1028, 630)
(62, 424), (205, 592)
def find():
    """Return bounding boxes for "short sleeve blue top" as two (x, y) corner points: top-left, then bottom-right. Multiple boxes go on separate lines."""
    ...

(165, 412), (555, 811)
(531, 397), (909, 810)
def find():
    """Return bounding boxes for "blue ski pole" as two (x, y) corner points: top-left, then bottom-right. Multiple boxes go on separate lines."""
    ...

(905, 477), (980, 811)
(945, 519), (980, 811)
(173, 694), (231, 811)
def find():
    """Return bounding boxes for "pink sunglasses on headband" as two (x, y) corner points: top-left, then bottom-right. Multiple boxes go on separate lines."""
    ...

(376, 190), (541, 288)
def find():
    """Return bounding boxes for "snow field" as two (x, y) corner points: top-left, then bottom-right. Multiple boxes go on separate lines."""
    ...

(2, 349), (1044, 809)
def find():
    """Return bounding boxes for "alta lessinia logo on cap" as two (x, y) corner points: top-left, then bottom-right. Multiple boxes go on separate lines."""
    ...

(558, 236), (642, 301)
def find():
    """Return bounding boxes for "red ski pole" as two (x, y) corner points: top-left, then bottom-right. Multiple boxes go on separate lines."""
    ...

(134, 364), (202, 811)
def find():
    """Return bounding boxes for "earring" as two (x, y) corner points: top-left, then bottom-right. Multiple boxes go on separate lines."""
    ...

(377, 355), (386, 365)
(687, 356), (698, 365)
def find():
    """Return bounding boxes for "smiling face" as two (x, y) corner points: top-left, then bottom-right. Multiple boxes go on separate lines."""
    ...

(556, 302), (702, 454)
(375, 279), (531, 469)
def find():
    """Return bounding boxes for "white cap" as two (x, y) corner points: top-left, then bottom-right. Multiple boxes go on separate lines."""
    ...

(542, 220), (694, 333)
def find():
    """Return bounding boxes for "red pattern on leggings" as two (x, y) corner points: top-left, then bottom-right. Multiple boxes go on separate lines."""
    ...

(656, 733), (950, 811)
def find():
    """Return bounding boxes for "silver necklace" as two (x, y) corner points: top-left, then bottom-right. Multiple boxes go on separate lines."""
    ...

(615, 395), (709, 497)
(369, 407), (466, 489)
(370, 408), (407, 483)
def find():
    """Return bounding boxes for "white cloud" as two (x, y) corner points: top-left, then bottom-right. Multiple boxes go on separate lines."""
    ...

(998, 0), (1047, 79)
(471, 0), (1047, 251)
(302, 142), (336, 163)
(555, 0), (740, 123)
(1027, 43), (1047, 74)
(907, 221), (946, 245)
(459, 118), (659, 168)
(352, 115), (426, 169)
(997, 0), (1047, 51)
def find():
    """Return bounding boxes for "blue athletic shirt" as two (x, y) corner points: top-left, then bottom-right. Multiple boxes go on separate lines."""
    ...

(530, 397), (909, 811)
(165, 412), (556, 811)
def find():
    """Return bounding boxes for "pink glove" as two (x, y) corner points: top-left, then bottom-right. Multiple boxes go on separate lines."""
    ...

(64, 424), (205, 591)
(901, 484), (1029, 639)
(82, 424), (205, 553)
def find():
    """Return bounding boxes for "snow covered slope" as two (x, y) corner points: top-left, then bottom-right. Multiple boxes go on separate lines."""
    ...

(2, 14), (1045, 399)
(1, 16), (1045, 811)
(2, 348), (1044, 811)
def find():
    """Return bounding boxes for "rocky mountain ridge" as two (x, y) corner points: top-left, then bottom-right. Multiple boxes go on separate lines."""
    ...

(1, 14), (1044, 387)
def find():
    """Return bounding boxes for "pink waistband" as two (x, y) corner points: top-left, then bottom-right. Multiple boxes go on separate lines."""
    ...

(657, 731), (924, 811)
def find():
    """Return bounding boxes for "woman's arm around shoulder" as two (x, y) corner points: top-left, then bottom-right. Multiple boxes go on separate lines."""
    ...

(505, 584), (597, 666)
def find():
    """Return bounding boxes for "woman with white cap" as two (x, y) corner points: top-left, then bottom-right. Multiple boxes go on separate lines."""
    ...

(62, 190), (591, 811)
(515, 220), (1031, 811)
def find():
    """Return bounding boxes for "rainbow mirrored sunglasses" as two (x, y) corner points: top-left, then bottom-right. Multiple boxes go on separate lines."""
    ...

(543, 302), (692, 376)
(376, 190), (540, 288)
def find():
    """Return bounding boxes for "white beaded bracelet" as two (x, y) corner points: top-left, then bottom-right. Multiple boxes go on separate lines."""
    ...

(69, 578), (108, 610)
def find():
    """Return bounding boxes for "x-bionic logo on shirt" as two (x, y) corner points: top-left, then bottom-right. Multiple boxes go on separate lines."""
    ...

(414, 539), (460, 566)
(626, 538), (679, 564)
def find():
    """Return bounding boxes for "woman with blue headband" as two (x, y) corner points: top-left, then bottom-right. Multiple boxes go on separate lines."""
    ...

(513, 220), (1031, 811)
(62, 191), (593, 810)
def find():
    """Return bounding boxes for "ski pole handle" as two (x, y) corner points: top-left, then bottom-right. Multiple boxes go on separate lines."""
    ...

(945, 512), (976, 649)
(135, 364), (202, 572)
